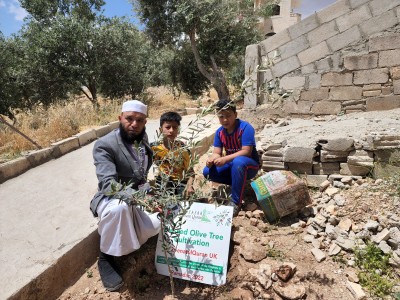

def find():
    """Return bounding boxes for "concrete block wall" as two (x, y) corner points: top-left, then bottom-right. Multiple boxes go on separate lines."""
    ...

(258, 132), (400, 180)
(245, 0), (400, 115)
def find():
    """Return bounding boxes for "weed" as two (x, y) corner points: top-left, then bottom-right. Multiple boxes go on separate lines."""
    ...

(354, 242), (395, 298)
(86, 268), (93, 278)
(332, 254), (347, 267)
(266, 248), (284, 259)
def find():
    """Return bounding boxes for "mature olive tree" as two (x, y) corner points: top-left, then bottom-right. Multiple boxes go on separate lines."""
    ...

(133, 0), (260, 100)
(19, 0), (105, 22)
(0, 33), (21, 120)
(16, 13), (155, 108)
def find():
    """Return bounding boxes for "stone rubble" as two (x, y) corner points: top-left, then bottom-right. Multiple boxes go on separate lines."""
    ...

(228, 173), (400, 300)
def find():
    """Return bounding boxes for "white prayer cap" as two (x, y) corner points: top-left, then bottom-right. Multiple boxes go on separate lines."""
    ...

(121, 100), (147, 115)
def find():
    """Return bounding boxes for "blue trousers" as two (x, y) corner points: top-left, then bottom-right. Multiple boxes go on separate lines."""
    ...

(203, 156), (259, 206)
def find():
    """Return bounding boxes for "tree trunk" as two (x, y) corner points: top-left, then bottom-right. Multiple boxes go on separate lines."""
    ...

(88, 77), (99, 110)
(210, 56), (230, 100)
(188, 29), (230, 100)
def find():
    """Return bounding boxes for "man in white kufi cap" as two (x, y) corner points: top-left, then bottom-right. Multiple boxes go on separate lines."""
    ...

(90, 100), (160, 291)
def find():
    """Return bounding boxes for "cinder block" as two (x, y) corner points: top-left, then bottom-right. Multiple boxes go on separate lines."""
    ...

(279, 35), (309, 60)
(379, 49), (400, 67)
(280, 76), (306, 90)
(369, 0), (400, 17)
(369, 34), (400, 51)
(283, 147), (316, 164)
(287, 162), (313, 175)
(344, 53), (378, 70)
(307, 20), (338, 46)
(260, 67), (273, 83)
(298, 42), (330, 66)
(362, 84), (382, 91)
(382, 86), (392, 95)
(260, 30), (291, 55)
(301, 63), (316, 74)
(390, 67), (400, 80)
(319, 138), (354, 152)
(320, 150), (349, 162)
(283, 100), (312, 115)
(271, 56), (301, 78)
(245, 44), (260, 78)
(331, 53), (343, 71)
(315, 57), (332, 73)
(317, 0), (350, 23)
(301, 175), (329, 187)
(360, 10), (398, 36)
(342, 99), (366, 106)
(340, 163), (371, 176)
(394, 80), (400, 95)
(329, 87), (362, 101)
(300, 88), (329, 101)
(366, 95), (400, 111)
(336, 4), (372, 32)
(349, 0), (369, 9)
(327, 26), (362, 52)
(363, 90), (381, 97)
(288, 14), (319, 39)
(51, 137), (80, 157)
(313, 162), (341, 174)
(311, 101), (342, 115)
(353, 68), (389, 84)
(308, 73), (322, 89)
(321, 73), (353, 86)
(344, 104), (365, 111)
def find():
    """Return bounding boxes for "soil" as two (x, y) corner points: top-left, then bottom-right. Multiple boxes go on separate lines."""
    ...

(57, 107), (400, 300)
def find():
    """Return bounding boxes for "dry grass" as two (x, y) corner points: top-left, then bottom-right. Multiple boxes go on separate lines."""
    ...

(0, 87), (218, 163)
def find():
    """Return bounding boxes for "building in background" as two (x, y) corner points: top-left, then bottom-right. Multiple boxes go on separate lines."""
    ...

(255, 0), (301, 38)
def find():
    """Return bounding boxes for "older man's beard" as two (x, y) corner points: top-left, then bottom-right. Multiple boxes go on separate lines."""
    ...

(119, 124), (145, 144)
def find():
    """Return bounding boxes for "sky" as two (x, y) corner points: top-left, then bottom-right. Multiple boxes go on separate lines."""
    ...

(0, 0), (336, 37)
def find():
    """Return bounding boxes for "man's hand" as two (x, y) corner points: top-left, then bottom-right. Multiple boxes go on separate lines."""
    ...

(185, 186), (195, 198)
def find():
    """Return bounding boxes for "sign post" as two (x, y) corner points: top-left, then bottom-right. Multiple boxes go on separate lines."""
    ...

(155, 202), (233, 286)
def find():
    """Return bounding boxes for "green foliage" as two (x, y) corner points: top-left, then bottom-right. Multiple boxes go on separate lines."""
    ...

(170, 44), (210, 98)
(354, 242), (395, 298)
(258, 0), (280, 18)
(133, 0), (261, 98)
(86, 268), (93, 278)
(95, 18), (151, 99)
(0, 34), (24, 119)
(266, 247), (284, 259)
(20, 0), (105, 22)
(2, 9), (154, 114)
